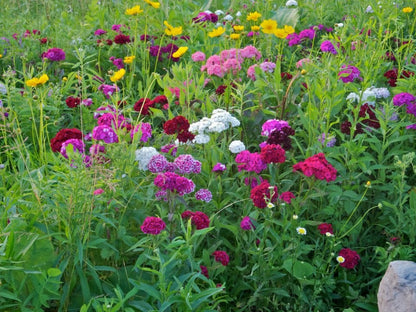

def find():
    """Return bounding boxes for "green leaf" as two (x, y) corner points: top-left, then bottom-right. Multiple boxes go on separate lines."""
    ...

(282, 259), (316, 280)
(47, 268), (61, 277)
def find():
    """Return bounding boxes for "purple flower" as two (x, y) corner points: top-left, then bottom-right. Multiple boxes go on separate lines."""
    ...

(174, 154), (201, 174)
(260, 62), (276, 73)
(393, 92), (415, 106)
(299, 28), (315, 40)
(148, 154), (169, 173)
(161, 144), (177, 156)
(406, 123), (416, 129)
(94, 29), (107, 36)
(192, 51), (206, 62)
(320, 40), (337, 54)
(60, 139), (85, 159)
(141, 216), (166, 235)
(318, 133), (336, 147)
(81, 98), (93, 106)
(212, 163), (226, 172)
(195, 189), (213, 202)
(261, 119), (290, 136)
(110, 56), (124, 69)
(338, 65), (362, 83)
(92, 125), (118, 144)
(42, 48), (65, 61)
(131, 122), (152, 142)
(406, 103), (416, 117)
(98, 84), (119, 99)
(240, 216), (255, 230)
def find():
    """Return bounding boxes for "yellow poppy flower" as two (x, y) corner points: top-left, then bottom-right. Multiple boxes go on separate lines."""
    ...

(260, 19), (277, 34)
(110, 68), (126, 82)
(172, 47), (188, 58)
(233, 25), (244, 32)
(251, 25), (260, 31)
(403, 7), (413, 13)
(26, 74), (49, 87)
(164, 21), (183, 36)
(208, 26), (226, 38)
(144, 0), (160, 8)
(247, 11), (262, 22)
(124, 55), (135, 64)
(125, 5), (143, 15)
(230, 33), (241, 40)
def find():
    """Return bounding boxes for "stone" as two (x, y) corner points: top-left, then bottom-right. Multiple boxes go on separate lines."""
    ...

(378, 260), (416, 312)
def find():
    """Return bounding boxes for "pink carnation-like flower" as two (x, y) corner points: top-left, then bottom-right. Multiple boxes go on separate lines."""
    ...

(247, 64), (258, 81)
(250, 180), (278, 208)
(338, 65), (362, 83)
(293, 153), (337, 182)
(181, 210), (210, 229)
(130, 122), (152, 142)
(42, 47), (65, 61)
(318, 223), (334, 235)
(212, 162), (226, 172)
(174, 154), (201, 174)
(280, 191), (295, 204)
(148, 154), (169, 173)
(212, 250), (230, 266)
(60, 138), (85, 159)
(235, 150), (267, 174)
(260, 144), (286, 164)
(93, 188), (104, 195)
(92, 125), (119, 144)
(192, 51), (206, 62)
(240, 216), (255, 230)
(154, 172), (195, 196)
(195, 189), (213, 202)
(141, 216), (166, 235)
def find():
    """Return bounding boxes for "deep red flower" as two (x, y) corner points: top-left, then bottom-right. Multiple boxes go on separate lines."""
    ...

(140, 216), (166, 235)
(250, 180), (278, 208)
(200, 265), (209, 278)
(215, 85), (227, 95)
(317, 223), (334, 235)
(114, 34), (131, 44)
(50, 128), (83, 152)
(133, 98), (154, 115)
(181, 210), (210, 230)
(163, 116), (190, 135)
(266, 126), (295, 150)
(260, 144), (286, 164)
(212, 250), (230, 266)
(338, 248), (360, 269)
(65, 96), (81, 108)
(280, 191), (295, 204)
(293, 153), (337, 182)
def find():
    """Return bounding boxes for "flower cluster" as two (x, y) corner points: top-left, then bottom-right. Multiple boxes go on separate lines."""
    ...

(60, 139), (85, 159)
(50, 128), (83, 152)
(260, 144), (286, 164)
(163, 116), (195, 143)
(293, 153), (337, 182)
(337, 248), (360, 269)
(320, 40), (337, 54)
(240, 216), (255, 230)
(338, 65), (362, 83)
(141, 216), (166, 235)
(42, 47), (65, 61)
(195, 188), (213, 202)
(235, 150), (267, 174)
(250, 180), (278, 208)
(154, 171), (195, 196)
(318, 223), (334, 235)
(181, 210), (210, 229)
(261, 119), (295, 150)
(212, 250), (230, 266)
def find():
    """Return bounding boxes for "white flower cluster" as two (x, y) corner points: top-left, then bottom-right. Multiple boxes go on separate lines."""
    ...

(229, 140), (246, 153)
(286, 0), (298, 7)
(135, 147), (159, 171)
(346, 86), (390, 106)
(190, 109), (240, 144)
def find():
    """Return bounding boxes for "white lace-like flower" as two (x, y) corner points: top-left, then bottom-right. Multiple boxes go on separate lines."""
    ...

(229, 140), (245, 153)
(286, 0), (298, 7)
(193, 134), (210, 144)
(135, 147), (159, 171)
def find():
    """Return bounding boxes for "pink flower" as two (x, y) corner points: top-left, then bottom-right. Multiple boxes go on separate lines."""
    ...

(280, 191), (295, 204)
(318, 223), (334, 235)
(93, 188), (104, 195)
(338, 248), (360, 269)
(240, 216), (254, 230)
(181, 210), (210, 229)
(195, 189), (213, 202)
(212, 250), (230, 266)
(141, 216), (166, 235)
(250, 180), (278, 208)
(192, 51), (206, 62)
(293, 153), (337, 182)
(212, 163), (226, 172)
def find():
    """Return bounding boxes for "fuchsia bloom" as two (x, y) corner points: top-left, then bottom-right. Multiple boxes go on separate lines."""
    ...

(192, 51), (206, 62)
(212, 250), (230, 266)
(200, 265), (209, 278)
(260, 144), (286, 164)
(338, 65), (362, 83)
(93, 188), (104, 195)
(174, 154), (201, 174)
(154, 172), (195, 196)
(240, 216), (255, 230)
(42, 48), (65, 61)
(293, 153), (337, 182)
(130, 122), (152, 142)
(280, 191), (295, 204)
(320, 40), (337, 54)
(141, 216), (166, 235)
(212, 163), (226, 172)
(92, 125), (118, 144)
(195, 189), (212, 202)
(148, 154), (169, 173)
(60, 139), (85, 159)
(235, 150), (267, 174)
(181, 210), (210, 229)
(393, 92), (415, 106)
(250, 180), (278, 208)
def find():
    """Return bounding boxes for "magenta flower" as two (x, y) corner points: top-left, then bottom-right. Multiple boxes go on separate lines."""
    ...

(240, 216), (255, 230)
(42, 48), (65, 61)
(92, 125), (118, 144)
(141, 216), (166, 235)
(60, 139), (85, 159)
(338, 65), (362, 83)
(195, 189), (212, 202)
(191, 51), (206, 62)
(212, 163), (226, 172)
(212, 250), (230, 266)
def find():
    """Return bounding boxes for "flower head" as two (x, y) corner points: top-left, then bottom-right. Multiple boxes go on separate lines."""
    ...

(141, 216), (166, 235)
(164, 21), (182, 36)
(229, 140), (245, 153)
(337, 248), (360, 269)
(195, 189), (213, 202)
(403, 7), (413, 13)
(240, 216), (255, 230)
(42, 48), (65, 61)
(144, 0), (160, 8)
(172, 46), (188, 58)
(124, 55), (135, 64)
(110, 68), (126, 82)
(26, 74), (49, 87)
(260, 19), (278, 34)
(208, 26), (226, 38)
(296, 227), (307, 235)
(212, 250), (230, 266)
(247, 11), (261, 21)
(318, 223), (334, 235)
(125, 5), (143, 15)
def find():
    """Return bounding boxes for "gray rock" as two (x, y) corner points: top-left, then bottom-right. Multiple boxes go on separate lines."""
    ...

(378, 260), (416, 312)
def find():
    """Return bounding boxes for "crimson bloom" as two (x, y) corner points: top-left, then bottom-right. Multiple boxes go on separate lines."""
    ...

(338, 248), (360, 269)
(141, 216), (166, 235)
(250, 180), (278, 208)
(50, 128), (83, 152)
(212, 250), (230, 266)
(317, 223), (334, 235)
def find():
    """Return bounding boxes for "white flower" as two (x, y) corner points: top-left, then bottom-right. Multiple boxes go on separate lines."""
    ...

(346, 92), (359, 102)
(223, 14), (233, 21)
(0, 83), (7, 95)
(286, 0), (298, 7)
(336, 256), (345, 263)
(214, 10), (224, 15)
(193, 134), (210, 144)
(204, 10), (213, 14)
(362, 89), (376, 106)
(372, 87), (390, 98)
(366, 5), (374, 13)
(267, 202), (275, 208)
(296, 227), (307, 235)
(135, 147), (159, 171)
(208, 121), (228, 133)
(335, 23), (344, 28)
(229, 140), (245, 153)
(236, 11), (242, 17)
(292, 214), (298, 220)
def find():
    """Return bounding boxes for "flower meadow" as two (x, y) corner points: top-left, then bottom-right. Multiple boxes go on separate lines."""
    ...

(1, 0), (416, 311)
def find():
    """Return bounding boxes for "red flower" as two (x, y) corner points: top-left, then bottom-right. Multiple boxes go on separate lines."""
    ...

(65, 96), (81, 108)
(280, 191), (295, 204)
(212, 250), (230, 266)
(260, 144), (286, 164)
(50, 128), (83, 152)
(133, 98), (154, 115)
(250, 180), (278, 208)
(293, 153), (337, 182)
(200, 265), (209, 278)
(177, 130), (195, 143)
(114, 34), (131, 44)
(140, 216), (166, 235)
(338, 248), (360, 269)
(181, 210), (210, 230)
(317, 223), (333, 235)
(163, 116), (190, 135)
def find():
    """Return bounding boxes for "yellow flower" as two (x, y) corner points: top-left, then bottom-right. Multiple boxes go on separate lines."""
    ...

(233, 25), (244, 32)
(251, 25), (260, 31)
(144, 0), (160, 8)
(284, 25), (295, 34)
(26, 74), (49, 87)
(336, 256), (345, 264)
(230, 33), (241, 40)
(125, 5), (143, 15)
(208, 26), (226, 38)
(110, 68), (126, 82)
(260, 19), (278, 34)
(164, 21), (183, 36)
(0, 54), (2, 58)
(247, 11), (262, 21)
(62, 77), (68, 82)
(274, 28), (288, 38)
(75, 74), (82, 80)
(172, 47), (188, 58)
(403, 7), (413, 13)
(124, 55), (135, 64)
